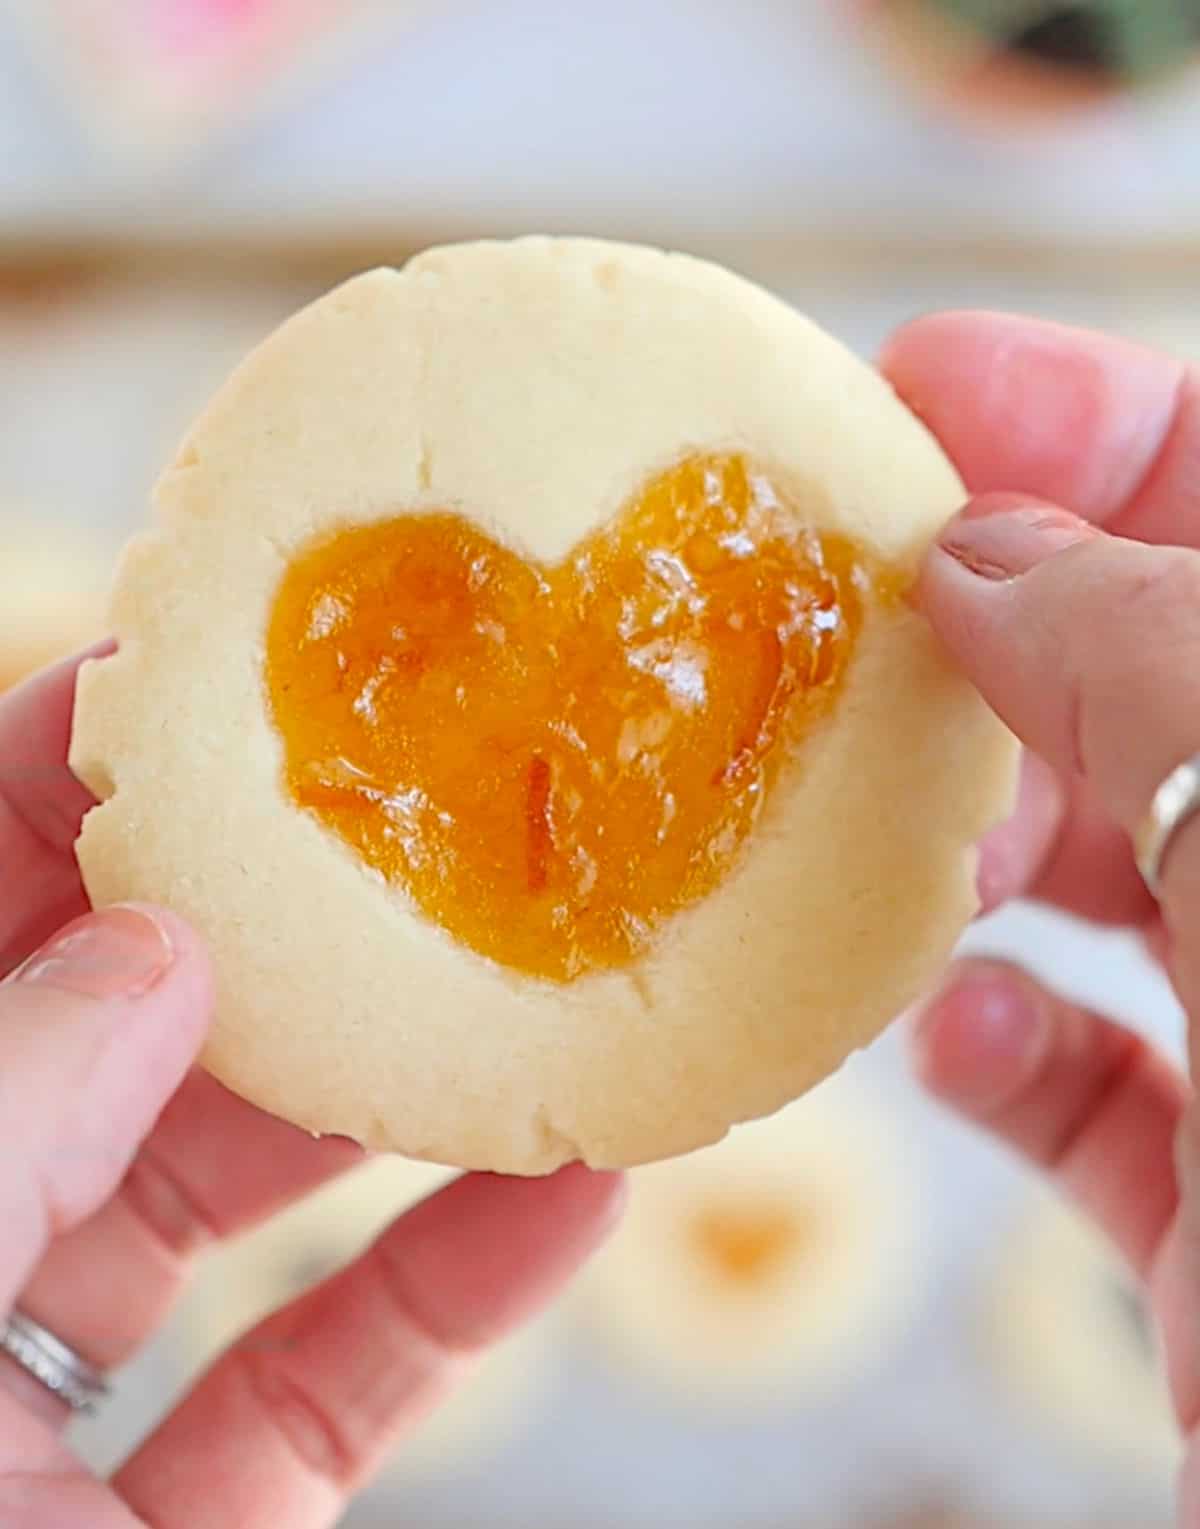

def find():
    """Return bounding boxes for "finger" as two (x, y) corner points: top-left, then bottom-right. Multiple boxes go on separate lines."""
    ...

(973, 749), (1064, 915)
(880, 312), (1199, 546)
(115, 1165), (625, 1529)
(917, 500), (1200, 1015)
(1156, 1117), (1200, 1432)
(18, 1070), (362, 1377)
(882, 313), (1193, 939)
(883, 313), (1197, 937)
(1178, 1432), (1200, 1528)
(0, 645), (111, 975)
(0, 905), (210, 1424)
(0, 1412), (140, 1529)
(911, 959), (1188, 1276)
(0, 1378), (142, 1523)
(1, 648), (364, 1385)
(1028, 774), (1159, 930)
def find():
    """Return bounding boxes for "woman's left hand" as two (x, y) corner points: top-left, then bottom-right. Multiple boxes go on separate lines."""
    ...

(0, 650), (624, 1528)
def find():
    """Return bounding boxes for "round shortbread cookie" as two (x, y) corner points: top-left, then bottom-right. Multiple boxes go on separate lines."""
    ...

(70, 236), (1016, 1173)
(574, 1068), (928, 1408)
(982, 1188), (1179, 1479)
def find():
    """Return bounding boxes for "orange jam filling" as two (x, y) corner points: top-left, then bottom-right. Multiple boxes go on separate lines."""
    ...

(266, 453), (871, 981)
(689, 1203), (817, 1288)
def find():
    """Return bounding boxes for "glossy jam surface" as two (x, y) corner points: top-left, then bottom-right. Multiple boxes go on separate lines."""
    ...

(266, 454), (869, 981)
(689, 1203), (814, 1288)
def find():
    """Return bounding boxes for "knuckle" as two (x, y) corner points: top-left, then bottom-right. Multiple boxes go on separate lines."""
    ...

(369, 1239), (473, 1354)
(1066, 547), (1200, 785)
(119, 1145), (220, 1260)
(233, 1341), (357, 1485)
(1124, 550), (1200, 635)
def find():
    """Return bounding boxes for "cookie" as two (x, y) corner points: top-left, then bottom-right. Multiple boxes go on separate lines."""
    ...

(70, 237), (1016, 1172)
(982, 1188), (1179, 1479)
(575, 1068), (927, 1407)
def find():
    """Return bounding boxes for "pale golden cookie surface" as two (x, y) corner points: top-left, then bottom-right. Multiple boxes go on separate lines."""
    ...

(71, 237), (1016, 1172)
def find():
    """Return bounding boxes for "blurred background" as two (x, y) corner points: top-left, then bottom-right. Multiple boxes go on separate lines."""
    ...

(2, 2), (1198, 1525)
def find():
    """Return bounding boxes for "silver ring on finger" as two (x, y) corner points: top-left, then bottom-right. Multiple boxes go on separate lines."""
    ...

(1134, 753), (1200, 897)
(0, 1308), (109, 1413)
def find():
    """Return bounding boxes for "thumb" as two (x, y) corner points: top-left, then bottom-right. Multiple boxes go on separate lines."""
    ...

(917, 496), (1200, 1004)
(0, 906), (210, 1312)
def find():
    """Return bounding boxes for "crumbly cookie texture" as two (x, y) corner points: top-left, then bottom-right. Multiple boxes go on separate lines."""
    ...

(70, 237), (1017, 1173)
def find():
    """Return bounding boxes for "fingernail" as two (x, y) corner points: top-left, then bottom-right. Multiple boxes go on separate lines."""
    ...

(910, 967), (1049, 1108)
(939, 494), (1095, 581)
(14, 906), (174, 999)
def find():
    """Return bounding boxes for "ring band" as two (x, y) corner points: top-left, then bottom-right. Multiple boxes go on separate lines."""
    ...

(0, 1309), (109, 1413)
(1133, 753), (1200, 897)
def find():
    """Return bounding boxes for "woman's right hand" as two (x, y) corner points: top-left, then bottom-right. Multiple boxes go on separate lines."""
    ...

(882, 311), (1200, 1524)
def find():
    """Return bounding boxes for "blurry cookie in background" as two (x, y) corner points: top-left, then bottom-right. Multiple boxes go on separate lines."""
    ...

(181, 1155), (555, 1479)
(578, 1069), (927, 1413)
(980, 1188), (1179, 1484)
(863, 0), (1200, 125)
(0, 512), (112, 692)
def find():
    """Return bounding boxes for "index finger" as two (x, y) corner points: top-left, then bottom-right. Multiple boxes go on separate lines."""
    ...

(880, 312), (1200, 547)
(0, 645), (110, 974)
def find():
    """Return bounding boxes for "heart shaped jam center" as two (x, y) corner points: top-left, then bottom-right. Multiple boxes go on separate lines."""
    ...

(265, 454), (869, 981)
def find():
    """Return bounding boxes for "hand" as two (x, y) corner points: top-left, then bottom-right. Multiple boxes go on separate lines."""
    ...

(0, 651), (624, 1528)
(881, 313), (1200, 1523)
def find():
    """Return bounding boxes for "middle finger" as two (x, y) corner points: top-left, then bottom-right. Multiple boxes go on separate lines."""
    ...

(114, 1165), (624, 1529)
(980, 754), (1159, 930)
